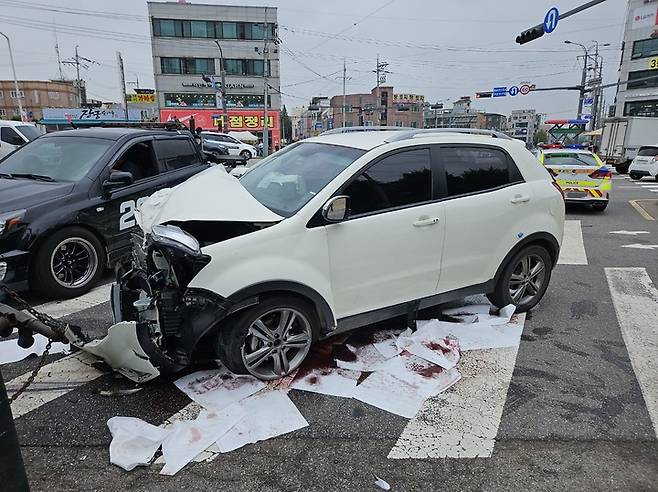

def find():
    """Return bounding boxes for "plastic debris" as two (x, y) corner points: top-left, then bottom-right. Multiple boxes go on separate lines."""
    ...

(160, 407), (244, 476)
(107, 416), (170, 471)
(99, 388), (143, 397)
(174, 368), (266, 411)
(374, 475), (391, 490)
(215, 391), (308, 453)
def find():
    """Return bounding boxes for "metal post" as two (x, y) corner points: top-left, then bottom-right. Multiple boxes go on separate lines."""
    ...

(213, 41), (229, 133)
(342, 58), (347, 128)
(375, 54), (380, 125)
(75, 45), (82, 105)
(0, 368), (29, 491)
(0, 31), (24, 121)
(116, 52), (129, 121)
(262, 7), (269, 157)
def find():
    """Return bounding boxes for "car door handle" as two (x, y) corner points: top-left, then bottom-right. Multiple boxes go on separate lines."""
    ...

(413, 217), (440, 227)
(510, 195), (531, 204)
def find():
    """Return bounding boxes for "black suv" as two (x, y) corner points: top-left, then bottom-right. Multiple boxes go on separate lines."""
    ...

(0, 126), (209, 298)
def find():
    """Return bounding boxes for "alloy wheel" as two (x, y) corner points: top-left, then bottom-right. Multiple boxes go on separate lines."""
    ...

(508, 253), (546, 305)
(50, 237), (99, 289)
(241, 308), (312, 380)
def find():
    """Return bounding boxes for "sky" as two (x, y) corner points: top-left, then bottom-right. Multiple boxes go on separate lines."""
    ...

(0, 0), (627, 119)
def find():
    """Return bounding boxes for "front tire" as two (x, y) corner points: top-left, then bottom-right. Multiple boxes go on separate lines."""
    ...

(216, 296), (319, 380)
(488, 245), (553, 313)
(240, 150), (252, 160)
(630, 173), (642, 181)
(31, 227), (105, 299)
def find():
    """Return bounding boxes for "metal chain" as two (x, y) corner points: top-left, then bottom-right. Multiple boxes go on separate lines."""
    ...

(1, 284), (68, 401)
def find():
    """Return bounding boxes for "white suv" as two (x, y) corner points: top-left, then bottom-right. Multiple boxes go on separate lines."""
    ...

(111, 128), (564, 381)
(201, 131), (257, 160)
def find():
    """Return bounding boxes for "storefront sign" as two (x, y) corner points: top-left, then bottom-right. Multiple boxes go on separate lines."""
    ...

(181, 81), (256, 89)
(633, 4), (658, 29)
(165, 93), (216, 108)
(127, 93), (156, 104)
(393, 94), (425, 104)
(42, 107), (141, 121)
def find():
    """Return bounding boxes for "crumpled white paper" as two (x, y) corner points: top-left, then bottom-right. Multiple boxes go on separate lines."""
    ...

(290, 366), (360, 398)
(160, 406), (244, 476)
(0, 334), (70, 364)
(174, 368), (266, 412)
(397, 333), (461, 370)
(215, 390), (309, 453)
(335, 343), (389, 372)
(107, 416), (170, 471)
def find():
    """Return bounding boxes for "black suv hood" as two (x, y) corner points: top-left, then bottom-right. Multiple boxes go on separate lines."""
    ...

(0, 178), (74, 211)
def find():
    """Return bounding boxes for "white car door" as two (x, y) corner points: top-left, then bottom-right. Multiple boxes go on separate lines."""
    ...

(216, 135), (241, 155)
(326, 147), (445, 319)
(436, 145), (532, 293)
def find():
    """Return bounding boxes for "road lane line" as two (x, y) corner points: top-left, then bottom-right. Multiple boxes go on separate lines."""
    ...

(7, 351), (103, 419)
(629, 200), (657, 221)
(605, 268), (658, 436)
(388, 314), (525, 459)
(34, 282), (112, 318)
(557, 220), (588, 265)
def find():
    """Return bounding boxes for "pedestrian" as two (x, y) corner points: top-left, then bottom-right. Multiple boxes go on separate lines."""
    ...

(257, 140), (263, 157)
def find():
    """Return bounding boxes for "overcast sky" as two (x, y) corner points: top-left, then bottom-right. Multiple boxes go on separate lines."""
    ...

(0, 0), (627, 118)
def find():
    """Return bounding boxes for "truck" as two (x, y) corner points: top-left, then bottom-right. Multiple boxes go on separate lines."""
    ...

(600, 116), (658, 174)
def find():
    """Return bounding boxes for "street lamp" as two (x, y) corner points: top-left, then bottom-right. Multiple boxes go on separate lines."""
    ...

(565, 40), (591, 121)
(213, 40), (229, 133)
(0, 31), (24, 121)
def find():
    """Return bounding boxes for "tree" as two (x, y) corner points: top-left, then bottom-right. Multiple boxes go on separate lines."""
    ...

(533, 129), (548, 145)
(281, 105), (292, 143)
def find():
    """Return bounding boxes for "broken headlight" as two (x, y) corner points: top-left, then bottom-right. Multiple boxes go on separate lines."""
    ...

(151, 224), (201, 255)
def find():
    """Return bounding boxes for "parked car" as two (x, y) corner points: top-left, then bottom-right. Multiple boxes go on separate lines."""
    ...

(628, 145), (658, 181)
(201, 131), (257, 160)
(538, 147), (611, 211)
(0, 126), (209, 298)
(0, 120), (42, 159)
(112, 128), (564, 381)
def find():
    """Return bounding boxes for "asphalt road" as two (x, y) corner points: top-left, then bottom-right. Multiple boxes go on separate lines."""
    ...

(3, 173), (658, 491)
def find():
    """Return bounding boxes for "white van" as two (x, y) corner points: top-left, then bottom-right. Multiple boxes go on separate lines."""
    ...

(0, 120), (42, 159)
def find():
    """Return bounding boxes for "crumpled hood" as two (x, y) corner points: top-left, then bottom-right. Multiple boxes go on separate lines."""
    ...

(136, 165), (283, 232)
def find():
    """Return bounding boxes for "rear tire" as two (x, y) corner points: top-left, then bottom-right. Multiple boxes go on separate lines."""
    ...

(31, 227), (105, 299)
(630, 173), (642, 181)
(215, 295), (319, 380)
(488, 245), (553, 313)
(592, 201), (608, 212)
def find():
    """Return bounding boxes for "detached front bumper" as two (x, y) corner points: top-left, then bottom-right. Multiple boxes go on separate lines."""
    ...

(0, 249), (30, 292)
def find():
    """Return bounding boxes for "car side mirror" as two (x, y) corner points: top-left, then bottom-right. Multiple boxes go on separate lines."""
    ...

(102, 171), (134, 194)
(322, 195), (350, 223)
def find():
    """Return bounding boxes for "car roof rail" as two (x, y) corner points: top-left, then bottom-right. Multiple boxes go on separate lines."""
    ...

(384, 128), (514, 142)
(321, 126), (408, 135)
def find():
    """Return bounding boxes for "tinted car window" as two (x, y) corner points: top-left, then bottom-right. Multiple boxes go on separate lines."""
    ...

(442, 147), (514, 197)
(1, 127), (25, 145)
(543, 152), (599, 167)
(16, 125), (41, 141)
(637, 146), (658, 157)
(0, 137), (113, 182)
(155, 139), (201, 170)
(344, 148), (432, 216)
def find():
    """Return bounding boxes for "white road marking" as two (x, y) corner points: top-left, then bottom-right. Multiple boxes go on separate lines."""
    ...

(620, 244), (658, 250)
(629, 200), (656, 221)
(557, 220), (588, 265)
(7, 351), (103, 419)
(609, 231), (651, 236)
(605, 268), (658, 436)
(388, 314), (525, 459)
(33, 283), (112, 318)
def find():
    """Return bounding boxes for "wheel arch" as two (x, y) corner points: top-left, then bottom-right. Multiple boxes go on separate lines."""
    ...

(492, 232), (560, 287)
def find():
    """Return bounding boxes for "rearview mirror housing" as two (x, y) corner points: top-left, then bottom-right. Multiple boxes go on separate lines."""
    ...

(322, 195), (350, 223)
(102, 171), (134, 195)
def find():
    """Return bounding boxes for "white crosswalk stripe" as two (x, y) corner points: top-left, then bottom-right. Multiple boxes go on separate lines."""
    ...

(605, 268), (658, 436)
(557, 220), (588, 265)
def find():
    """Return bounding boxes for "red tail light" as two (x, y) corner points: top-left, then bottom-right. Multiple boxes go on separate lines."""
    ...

(589, 167), (612, 180)
(551, 180), (564, 200)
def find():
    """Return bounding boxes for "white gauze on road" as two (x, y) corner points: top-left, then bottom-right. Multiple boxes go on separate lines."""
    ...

(174, 368), (266, 411)
(107, 416), (171, 471)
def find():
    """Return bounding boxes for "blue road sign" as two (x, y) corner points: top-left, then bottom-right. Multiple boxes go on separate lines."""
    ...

(582, 114), (593, 121)
(508, 85), (520, 96)
(543, 7), (560, 34)
(584, 98), (593, 106)
(493, 86), (508, 97)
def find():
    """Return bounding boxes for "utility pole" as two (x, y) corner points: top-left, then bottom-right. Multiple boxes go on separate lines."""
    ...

(375, 54), (380, 125)
(0, 31), (24, 121)
(342, 58), (347, 127)
(374, 56), (390, 126)
(62, 46), (98, 106)
(262, 7), (270, 157)
(75, 46), (82, 104)
(116, 52), (129, 121)
(213, 40), (229, 133)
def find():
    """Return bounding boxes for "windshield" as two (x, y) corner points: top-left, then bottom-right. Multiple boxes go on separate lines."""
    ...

(16, 125), (41, 141)
(638, 146), (658, 157)
(240, 142), (366, 217)
(0, 137), (113, 182)
(544, 152), (599, 167)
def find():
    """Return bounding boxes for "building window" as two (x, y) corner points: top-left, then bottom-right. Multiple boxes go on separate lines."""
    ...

(0, 91), (3, 99)
(10, 90), (24, 98)
(395, 121), (403, 127)
(632, 38), (658, 59)
(411, 121), (418, 128)
(153, 18), (274, 40)
(627, 69), (658, 89)
(515, 122), (529, 128)
(224, 59), (270, 76)
(48, 91), (60, 99)
(160, 57), (215, 74)
(0, 109), (5, 117)
(624, 99), (658, 117)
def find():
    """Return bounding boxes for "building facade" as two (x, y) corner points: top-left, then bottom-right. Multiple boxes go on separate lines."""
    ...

(508, 109), (539, 145)
(614, 0), (658, 117)
(423, 97), (506, 131)
(148, 1), (281, 145)
(0, 80), (79, 121)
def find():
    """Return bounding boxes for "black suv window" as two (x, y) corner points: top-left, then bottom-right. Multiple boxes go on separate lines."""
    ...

(111, 141), (159, 182)
(155, 138), (201, 170)
(344, 148), (432, 216)
(441, 146), (518, 197)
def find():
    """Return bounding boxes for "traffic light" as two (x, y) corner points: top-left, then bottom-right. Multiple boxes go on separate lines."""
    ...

(516, 26), (544, 45)
(475, 92), (493, 99)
